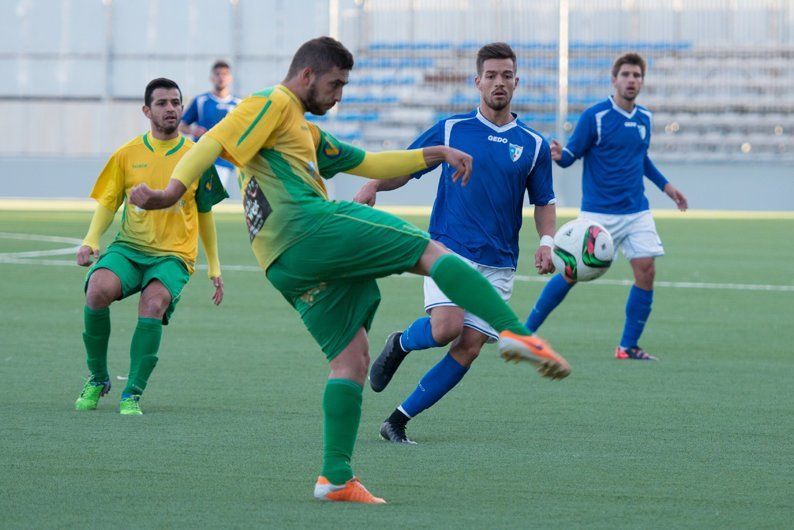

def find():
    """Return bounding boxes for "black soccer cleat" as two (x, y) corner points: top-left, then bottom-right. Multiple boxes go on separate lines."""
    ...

(369, 331), (409, 393)
(379, 419), (417, 445)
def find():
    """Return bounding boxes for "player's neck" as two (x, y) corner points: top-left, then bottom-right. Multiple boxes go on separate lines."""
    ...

(149, 128), (179, 142)
(478, 105), (514, 127)
(612, 93), (636, 113)
(213, 88), (231, 99)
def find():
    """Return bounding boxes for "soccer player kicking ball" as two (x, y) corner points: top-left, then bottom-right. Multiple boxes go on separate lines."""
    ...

(354, 43), (561, 445)
(127, 37), (569, 505)
(75, 78), (227, 415)
(526, 53), (688, 361)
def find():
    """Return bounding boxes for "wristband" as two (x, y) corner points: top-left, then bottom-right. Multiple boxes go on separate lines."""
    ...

(539, 235), (554, 248)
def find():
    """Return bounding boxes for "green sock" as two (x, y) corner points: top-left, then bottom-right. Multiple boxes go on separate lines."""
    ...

(322, 379), (363, 485)
(430, 254), (528, 336)
(124, 317), (162, 396)
(83, 306), (110, 382)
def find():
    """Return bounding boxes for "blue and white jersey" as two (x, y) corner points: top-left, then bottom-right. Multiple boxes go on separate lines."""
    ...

(410, 108), (555, 269)
(558, 96), (668, 214)
(182, 92), (241, 169)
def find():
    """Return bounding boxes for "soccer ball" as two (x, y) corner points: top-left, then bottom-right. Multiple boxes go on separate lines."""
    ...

(551, 219), (614, 282)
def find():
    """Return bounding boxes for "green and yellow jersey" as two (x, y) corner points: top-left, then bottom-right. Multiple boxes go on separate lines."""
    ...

(90, 133), (227, 273)
(204, 85), (367, 271)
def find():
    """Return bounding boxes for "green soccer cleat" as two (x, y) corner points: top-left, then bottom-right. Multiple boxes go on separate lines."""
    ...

(75, 379), (111, 411)
(119, 395), (143, 415)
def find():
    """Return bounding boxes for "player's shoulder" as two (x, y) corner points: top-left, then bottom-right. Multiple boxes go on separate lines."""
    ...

(181, 135), (196, 149)
(635, 103), (654, 121)
(112, 134), (148, 158)
(514, 119), (547, 144)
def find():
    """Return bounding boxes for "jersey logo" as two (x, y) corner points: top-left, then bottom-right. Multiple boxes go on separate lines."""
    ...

(638, 125), (646, 140)
(132, 163), (148, 169)
(323, 138), (340, 158)
(243, 178), (272, 242)
(509, 143), (523, 162)
(488, 135), (508, 144)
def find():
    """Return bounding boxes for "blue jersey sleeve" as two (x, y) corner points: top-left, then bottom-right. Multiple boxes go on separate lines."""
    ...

(643, 155), (669, 190)
(408, 120), (444, 179)
(527, 139), (555, 205)
(559, 109), (596, 167)
(181, 98), (199, 126)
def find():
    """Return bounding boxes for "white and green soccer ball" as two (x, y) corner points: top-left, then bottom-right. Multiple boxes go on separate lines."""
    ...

(551, 219), (614, 282)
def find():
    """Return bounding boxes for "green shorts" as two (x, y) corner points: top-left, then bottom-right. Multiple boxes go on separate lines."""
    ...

(84, 243), (190, 325)
(266, 201), (430, 360)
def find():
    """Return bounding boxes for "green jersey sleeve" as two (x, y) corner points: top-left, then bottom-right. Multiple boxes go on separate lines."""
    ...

(315, 128), (366, 179)
(195, 166), (229, 213)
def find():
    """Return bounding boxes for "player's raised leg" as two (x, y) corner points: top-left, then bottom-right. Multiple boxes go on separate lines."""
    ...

(411, 241), (571, 379)
(313, 327), (386, 504)
(616, 257), (658, 360)
(75, 268), (120, 410)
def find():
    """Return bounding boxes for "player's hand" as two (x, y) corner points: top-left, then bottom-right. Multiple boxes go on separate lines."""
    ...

(352, 181), (378, 206)
(664, 183), (688, 211)
(535, 245), (555, 274)
(550, 140), (563, 161)
(76, 245), (98, 267)
(443, 147), (473, 186)
(192, 125), (207, 138)
(210, 276), (224, 306)
(129, 184), (160, 210)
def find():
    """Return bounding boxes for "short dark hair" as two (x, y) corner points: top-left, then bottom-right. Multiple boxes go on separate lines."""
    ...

(144, 78), (182, 107)
(612, 53), (646, 78)
(212, 60), (231, 72)
(286, 37), (354, 78)
(476, 42), (517, 75)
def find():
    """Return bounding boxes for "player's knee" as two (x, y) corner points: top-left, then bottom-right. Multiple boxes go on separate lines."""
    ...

(139, 295), (170, 318)
(85, 283), (114, 309)
(453, 343), (481, 367)
(431, 318), (464, 345)
(637, 262), (655, 285)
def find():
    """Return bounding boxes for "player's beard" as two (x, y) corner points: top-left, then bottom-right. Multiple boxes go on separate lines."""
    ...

(304, 83), (332, 115)
(484, 93), (510, 112)
(154, 117), (179, 136)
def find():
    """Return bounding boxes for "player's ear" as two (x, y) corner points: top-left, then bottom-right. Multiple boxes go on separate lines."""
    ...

(142, 105), (152, 119)
(299, 67), (314, 86)
(514, 76), (519, 88)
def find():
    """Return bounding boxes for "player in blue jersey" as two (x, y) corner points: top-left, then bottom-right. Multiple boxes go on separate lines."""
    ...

(353, 43), (567, 444)
(180, 60), (241, 191)
(525, 53), (688, 361)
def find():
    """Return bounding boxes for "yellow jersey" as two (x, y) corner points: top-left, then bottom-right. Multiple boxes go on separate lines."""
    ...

(205, 85), (366, 271)
(90, 133), (227, 273)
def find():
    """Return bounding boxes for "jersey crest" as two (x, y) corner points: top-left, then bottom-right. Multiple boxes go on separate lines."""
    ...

(509, 143), (523, 162)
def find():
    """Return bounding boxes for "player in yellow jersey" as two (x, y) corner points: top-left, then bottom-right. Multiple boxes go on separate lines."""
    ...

(129, 39), (570, 502)
(74, 78), (228, 415)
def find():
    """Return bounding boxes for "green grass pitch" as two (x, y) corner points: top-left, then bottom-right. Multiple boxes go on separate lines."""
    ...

(0, 210), (791, 528)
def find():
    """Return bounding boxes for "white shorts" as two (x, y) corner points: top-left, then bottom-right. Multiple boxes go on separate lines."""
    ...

(580, 210), (664, 261)
(424, 253), (515, 343)
(214, 164), (237, 191)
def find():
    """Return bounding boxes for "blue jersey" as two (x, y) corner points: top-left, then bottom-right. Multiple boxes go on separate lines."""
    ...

(410, 108), (555, 269)
(558, 96), (668, 214)
(182, 92), (241, 169)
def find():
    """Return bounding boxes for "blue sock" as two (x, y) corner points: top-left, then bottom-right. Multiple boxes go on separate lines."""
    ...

(400, 353), (469, 418)
(399, 316), (441, 353)
(525, 274), (573, 333)
(620, 285), (653, 349)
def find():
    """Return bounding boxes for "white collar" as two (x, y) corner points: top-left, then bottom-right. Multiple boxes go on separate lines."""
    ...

(208, 92), (235, 103)
(475, 107), (518, 133)
(609, 96), (637, 119)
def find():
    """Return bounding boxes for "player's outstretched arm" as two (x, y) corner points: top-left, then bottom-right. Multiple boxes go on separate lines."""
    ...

(77, 204), (116, 266)
(198, 211), (223, 306)
(129, 136), (223, 210)
(348, 146), (472, 185)
(352, 175), (412, 206)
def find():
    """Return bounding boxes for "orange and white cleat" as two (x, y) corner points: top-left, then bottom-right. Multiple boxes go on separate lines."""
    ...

(314, 476), (387, 504)
(498, 331), (571, 380)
